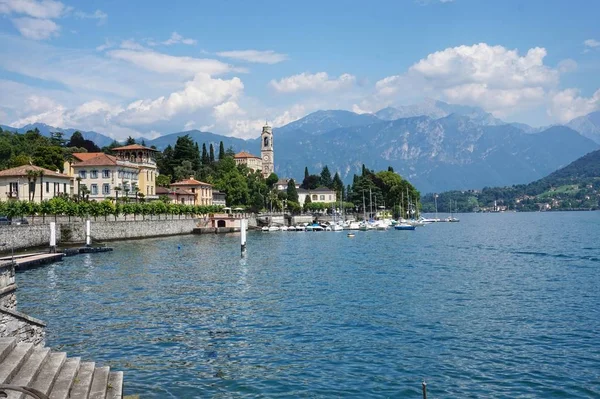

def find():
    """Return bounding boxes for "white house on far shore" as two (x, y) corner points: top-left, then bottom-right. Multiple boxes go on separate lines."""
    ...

(297, 186), (337, 207)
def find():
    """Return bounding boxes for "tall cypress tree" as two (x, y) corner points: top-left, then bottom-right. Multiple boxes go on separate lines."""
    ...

(286, 179), (299, 203)
(201, 143), (209, 165)
(219, 141), (225, 160)
(320, 165), (333, 188)
(193, 142), (201, 170)
(209, 143), (215, 163)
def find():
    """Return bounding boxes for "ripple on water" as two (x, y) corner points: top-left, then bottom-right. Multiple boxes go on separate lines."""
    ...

(15, 212), (600, 398)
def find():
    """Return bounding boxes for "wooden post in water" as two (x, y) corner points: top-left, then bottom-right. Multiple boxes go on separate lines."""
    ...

(422, 381), (427, 399)
(49, 222), (56, 253)
(240, 219), (247, 256)
(86, 220), (91, 246)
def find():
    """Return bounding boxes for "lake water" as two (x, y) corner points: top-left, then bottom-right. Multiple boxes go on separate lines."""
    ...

(16, 212), (600, 398)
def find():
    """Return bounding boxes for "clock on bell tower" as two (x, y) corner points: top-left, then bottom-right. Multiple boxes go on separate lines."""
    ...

(261, 124), (274, 178)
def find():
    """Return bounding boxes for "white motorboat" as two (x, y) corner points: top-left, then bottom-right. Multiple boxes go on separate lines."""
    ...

(347, 221), (361, 230)
(295, 225), (305, 231)
(280, 226), (288, 231)
(268, 226), (280, 232)
(288, 226), (296, 231)
(332, 224), (344, 231)
(261, 226), (269, 232)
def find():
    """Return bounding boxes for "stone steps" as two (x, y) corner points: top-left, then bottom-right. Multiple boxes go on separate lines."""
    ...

(0, 338), (123, 399)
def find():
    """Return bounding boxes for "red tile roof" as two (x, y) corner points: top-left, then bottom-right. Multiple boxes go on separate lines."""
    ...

(234, 151), (260, 159)
(72, 152), (102, 162)
(170, 178), (212, 187)
(112, 144), (157, 151)
(72, 153), (119, 167)
(0, 165), (70, 179)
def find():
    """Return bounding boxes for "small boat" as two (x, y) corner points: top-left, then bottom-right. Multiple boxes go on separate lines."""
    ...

(295, 225), (305, 231)
(332, 224), (344, 231)
(308, 223), (323, 231)
(268, 226), (280, 232)
(280, 226), (288, 231)
(347, 221), (361, 230)
(394, 224), (416, 231)
(261, 226), (269, 232)
(347, 233), (355, 238)
(288, 226), (296, 231)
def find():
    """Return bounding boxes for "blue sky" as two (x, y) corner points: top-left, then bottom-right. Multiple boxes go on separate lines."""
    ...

(0, 0), (599, 139)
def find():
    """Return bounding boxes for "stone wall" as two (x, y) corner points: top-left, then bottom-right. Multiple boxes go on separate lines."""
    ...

(0, 218), (200, 251)
(62, 218), (199, 244)
(0, 307), (45, 346)
(0, 260), (45, 346)
(0, 224), (55, 252)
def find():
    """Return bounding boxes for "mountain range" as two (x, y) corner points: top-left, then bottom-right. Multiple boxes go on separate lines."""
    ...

(2, 101), (600, 193)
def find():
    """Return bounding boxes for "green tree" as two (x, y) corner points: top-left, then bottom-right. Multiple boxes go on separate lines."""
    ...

(201, 143), (209, 165)
(320, 166), (333, 188)
(125, 136), (136, 145)
(286, 179), (299, 203)
(218, 141), (225, 160)
(209, 143), (215, 163)
(266, 173), (279, 189)
(156, 174), (172, 187)
(33, 146), (64, 172)
(174, 160), (195, 182)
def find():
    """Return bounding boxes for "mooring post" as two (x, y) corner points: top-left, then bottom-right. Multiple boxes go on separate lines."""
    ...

(86, 219), (91, 247)
(422, 381), (427, 399)
(49, 222), (56, 253)
(240, 218), (247, 257)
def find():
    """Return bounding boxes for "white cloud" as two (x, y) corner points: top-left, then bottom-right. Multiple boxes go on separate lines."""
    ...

(74, 9), (107, 25)
(370, 43), (559, 117)
(0, 0), (67, 19)
(269, 72), (356, 93)
(548, 88), (600, 123)
(95, 39), (113, 52)
(584, 39), (600, 48)
(159, 32), (196, 46)
(107, 47), (240, 77)
(115, 73), (244, 126)
(557, 59), (577, 73)
(216, 50), (288, 64)
(11, 16), (59, 39)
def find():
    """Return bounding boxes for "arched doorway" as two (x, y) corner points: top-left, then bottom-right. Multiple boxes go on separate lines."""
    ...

(217, 220), (226, 228)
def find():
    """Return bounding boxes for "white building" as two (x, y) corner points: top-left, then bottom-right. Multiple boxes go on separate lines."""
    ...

(297, 186), (337, 207)
(0, 165), (72, 203)
(68, 153), (140, 201)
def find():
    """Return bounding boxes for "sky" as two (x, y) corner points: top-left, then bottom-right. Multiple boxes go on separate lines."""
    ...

(0, 0), (599, 140)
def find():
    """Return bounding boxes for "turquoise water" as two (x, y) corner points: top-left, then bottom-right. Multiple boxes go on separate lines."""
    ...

(16, 212), (600, 398)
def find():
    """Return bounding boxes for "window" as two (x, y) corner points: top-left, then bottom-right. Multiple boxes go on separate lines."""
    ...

(91, 170), (98, 179)
(320, 195), (325, 201)
(312, 195), (318, 200)
(102, 184), (110, 195)
(329, 195), (332, 201)
(118, 171), (122, 178)
(79, 170), (86, 179)
(147, 186), (150, 195)
(64, 183), (67, 193)
(103, 170), (110, 178)
(9, 182), (18, 197)
(46, 182), (50, 193)
(91, 184), (98, 195)
(29, 181), (35, 193)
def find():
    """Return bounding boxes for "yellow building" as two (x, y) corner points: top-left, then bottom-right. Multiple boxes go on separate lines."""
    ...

(112, 144), (159, 198)
(63, 144), (159, 201)
(234, 151), (263, 173)
(170, 177), (213, 205)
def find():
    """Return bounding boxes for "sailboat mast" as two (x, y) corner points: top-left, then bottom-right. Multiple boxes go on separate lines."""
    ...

(369, 188), (373, 220)
(362, 191), (366, 222)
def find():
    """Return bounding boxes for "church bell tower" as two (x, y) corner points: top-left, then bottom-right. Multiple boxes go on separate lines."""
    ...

(261, 124), (274, 178)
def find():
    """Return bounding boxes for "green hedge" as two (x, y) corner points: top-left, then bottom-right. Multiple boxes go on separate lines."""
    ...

(0, 198), (224, 222)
